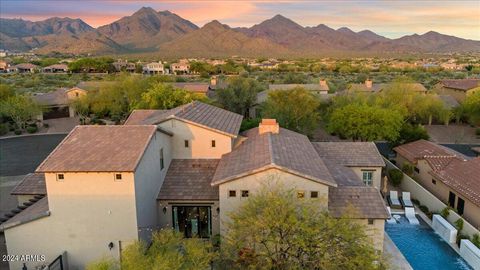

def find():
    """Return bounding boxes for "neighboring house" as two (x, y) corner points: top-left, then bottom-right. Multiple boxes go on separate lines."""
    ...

(113, 60), (136, 72)
(143, 62), (165, 75)
(433, 79), (480, 103)
(1, 102), (388, 269)
(33, 87), (87, 120)
(171, 60), (190, 75)
(173, 82), (210, 95)
(0, 60), (11, 73)
(42, 64), (69, 73)
(14, 63), (38, 73)
(437, 95), (460, 109)
(394, 140), (480, 229)
(348, 80), (427, 94)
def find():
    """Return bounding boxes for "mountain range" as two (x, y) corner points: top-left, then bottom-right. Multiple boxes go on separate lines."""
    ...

(1, 7), (479, 57)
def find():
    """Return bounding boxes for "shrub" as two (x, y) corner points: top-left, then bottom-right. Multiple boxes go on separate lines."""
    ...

(0, 123), (9, 136)
(472, 234), (480, 248)
(440, 207), (451, 219)
(388, 169), (403, 187)
(26, 126), (38, 133)
(14, 129), (22, 135)
(454, 218), (464, 231)
(240, 118), (261, 132)
(401, 163), (414, 176)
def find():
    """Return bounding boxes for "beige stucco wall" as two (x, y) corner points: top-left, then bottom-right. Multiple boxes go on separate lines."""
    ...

(218, 169), (330, 234)
(355, 219), (385, 251)
(433, 85), (479, 103)
(65, 89), (86, 100)
(5, 172), (138, 270)
(350, 167), (382, 189)
(158, 119), (233, 159)
(16, 194), (35, 206)
(157, 200), (220, 236)
(134, 131), (172, 241)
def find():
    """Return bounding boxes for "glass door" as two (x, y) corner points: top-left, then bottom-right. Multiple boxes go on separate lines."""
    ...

(172, 206), (211, 238)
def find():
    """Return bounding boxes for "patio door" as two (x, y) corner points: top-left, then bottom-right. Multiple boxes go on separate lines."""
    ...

(448, 192), (456, 207)
(172, 206), (211, 238)
(457, 198), (465, 215)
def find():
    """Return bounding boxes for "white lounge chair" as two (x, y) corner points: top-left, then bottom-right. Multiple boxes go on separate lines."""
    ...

(389, 191), (401, 207)
(405, 207), (419, 225)
(402, 192), (413, 207)
(387, 207), (397, 224)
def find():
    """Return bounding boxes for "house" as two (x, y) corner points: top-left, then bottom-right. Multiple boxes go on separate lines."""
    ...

(394, 140), (480, 229)
(113, 60), (136, 72)
(0, 60), (11, 73)
(33, 87), (87, 120)
(42, 64), (69, 73)
(173, 82), (210, 95)
(433, 79), (480, 103)
(348, 80), (427, 94)
(1, 102), (388, 269)
(171, 59), (190, 74)
(142, 62), (165, 75)
(14, 63), (38, 73)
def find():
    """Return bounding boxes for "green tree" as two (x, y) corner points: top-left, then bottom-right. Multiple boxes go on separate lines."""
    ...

(0, 95), (41, 129)
(262, 87), (320, 136)
(216, 77), (264, 117)
(327, 103), (403, 141)
(222, 185), (387, 270)
(138, 83), (200, 110)
(0, 84), (15, 100)
(461, 91), (480, 126)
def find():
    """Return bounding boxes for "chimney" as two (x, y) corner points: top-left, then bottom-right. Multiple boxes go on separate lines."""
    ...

(259, 119), (279, 134)
(210, 76), (217, 86)
(319, 79), (327, 87)
(365, 79), (373, 88)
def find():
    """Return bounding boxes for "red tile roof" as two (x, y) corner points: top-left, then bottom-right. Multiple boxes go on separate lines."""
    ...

(393, 140), (461, 164)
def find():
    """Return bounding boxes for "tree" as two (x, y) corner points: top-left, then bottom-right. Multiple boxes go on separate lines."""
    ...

(0, 95), (41, 129)
(0, 84), (15, 100)
(327, 103), (403, 141)
(262, 87), (320, 136)
(137, 83), (199, 110)
(461, 91), (480, 126)
(86, 230), (215, 270)
(222, 185), (387, 270)
(216, 77), (264, 117)
(71, 96), (90, 124)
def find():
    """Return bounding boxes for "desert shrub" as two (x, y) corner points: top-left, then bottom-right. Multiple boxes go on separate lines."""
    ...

(472, 234), (480, 248)
(388, 169), (403, 187)
(240, 118), (261, 132)
(440, 207), (451, 219)
(401, 163), (414, 176)
(455, 218), (464, 231)
(26, 126), (38, 133)
(14, 129), (22, 135)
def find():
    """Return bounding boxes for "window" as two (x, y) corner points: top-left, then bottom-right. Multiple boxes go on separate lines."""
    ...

(229, 190), (236, 197)
(297, 191), (305, 199)
(115, 174), (122, 181)
(368, 219), (374, 225)
(241, 190), (249, 198)
(184, 140), (189, 148)
(414, 167), (420, 174)
(432, 179), (437, 185)
(75, 92), (79, 97)
(211, 140), (216, 148)
(310, 191), (319, 198)
(57, 173), (64, 181)
(362, 171), (373, 186)
(160, 148), (164, 170)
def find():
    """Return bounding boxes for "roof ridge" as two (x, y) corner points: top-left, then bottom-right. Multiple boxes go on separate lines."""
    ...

(267, 132), (275, 165)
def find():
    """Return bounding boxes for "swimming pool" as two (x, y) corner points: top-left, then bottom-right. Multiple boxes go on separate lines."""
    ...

(385, 215), (472, 270)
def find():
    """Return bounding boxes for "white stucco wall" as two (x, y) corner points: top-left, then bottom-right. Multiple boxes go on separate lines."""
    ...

(5, 172), (138, 270)
(158, 119), (233, 159)
(134, 131), (172, 241)
(218, 169), (330, 234)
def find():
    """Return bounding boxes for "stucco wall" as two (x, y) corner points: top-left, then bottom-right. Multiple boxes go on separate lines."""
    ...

(157, 200), (220, 236)
(5, 172), (138, 270)
(356, 219), (385, 251)
(433, 85), (479, 103)
(134, 131), (172, 241)
(16, 194), (35, 206)
(350, 167), (382, 189)
(218, 169), (330, 234)
(158, 119), (233, 159)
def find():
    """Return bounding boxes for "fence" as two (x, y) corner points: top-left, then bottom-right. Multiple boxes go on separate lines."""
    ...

(384, 158), (480, 238)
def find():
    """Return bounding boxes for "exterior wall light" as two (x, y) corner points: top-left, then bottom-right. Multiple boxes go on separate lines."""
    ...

(108, 242), (114, 250)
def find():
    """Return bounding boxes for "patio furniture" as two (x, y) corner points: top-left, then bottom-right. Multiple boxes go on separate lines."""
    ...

(387, 207), (397, 224)
(389, 191), (402, 208)
(402, 192), (413, 207)
(405, 207), (420, 225)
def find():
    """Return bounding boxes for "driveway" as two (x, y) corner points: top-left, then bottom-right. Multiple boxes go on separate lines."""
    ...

(0, 134), (66, 176)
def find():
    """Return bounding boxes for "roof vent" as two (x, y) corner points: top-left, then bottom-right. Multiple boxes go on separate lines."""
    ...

(259, 119), (279, 135)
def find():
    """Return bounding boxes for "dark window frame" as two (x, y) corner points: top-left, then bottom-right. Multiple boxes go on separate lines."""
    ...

(184, 140), (189, 148)
(241, 190), (249, 198)
(228, 190), (236, 197)
(310, 191), (319, 198)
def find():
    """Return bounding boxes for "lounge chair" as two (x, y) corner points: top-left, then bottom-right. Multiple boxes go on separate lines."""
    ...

(405, 207), (419, 225)
(386, 207), (397, 224)
(402, 192), (413, 207)
(389, 191), (401, 208)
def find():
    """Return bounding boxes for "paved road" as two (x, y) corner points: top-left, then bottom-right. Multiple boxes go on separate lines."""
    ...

(0, 134), (66, 176)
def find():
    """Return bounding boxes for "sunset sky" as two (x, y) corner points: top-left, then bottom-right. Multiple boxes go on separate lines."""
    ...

(1, 0), (479, 40)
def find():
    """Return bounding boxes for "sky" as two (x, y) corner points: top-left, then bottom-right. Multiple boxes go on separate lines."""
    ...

(1, 0), (479, 40)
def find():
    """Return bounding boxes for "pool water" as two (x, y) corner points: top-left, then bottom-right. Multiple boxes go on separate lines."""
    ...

(385, 216), (472, 270)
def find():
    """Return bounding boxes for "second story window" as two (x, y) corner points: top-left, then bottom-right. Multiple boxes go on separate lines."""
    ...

(160, 148), (164, 170)
(57, 173), (64, 181)
(241, 190), (249, 198)
(229, 190), (236, 197)
(211, 140), (216, 148)
(115, 174), (122, 181)
(362, 171), (373, 186)
(310, 191), (319, 198)
(184, 140), (189, 148)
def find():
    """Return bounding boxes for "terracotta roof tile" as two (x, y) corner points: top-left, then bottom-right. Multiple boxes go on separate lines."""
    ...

(393, 140), (461, 164)
(36, 125), (157, 172)
(158, 159), (219, 201)
(11, 173), (46, 195)
(124, 110), (165, 125)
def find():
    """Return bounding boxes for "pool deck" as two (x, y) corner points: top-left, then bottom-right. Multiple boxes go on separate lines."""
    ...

(384, 233), (414, 270)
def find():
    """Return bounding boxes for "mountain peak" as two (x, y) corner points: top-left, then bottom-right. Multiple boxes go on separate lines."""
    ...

(133, 6), (157, 15)
(203, 20), (229, 30)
